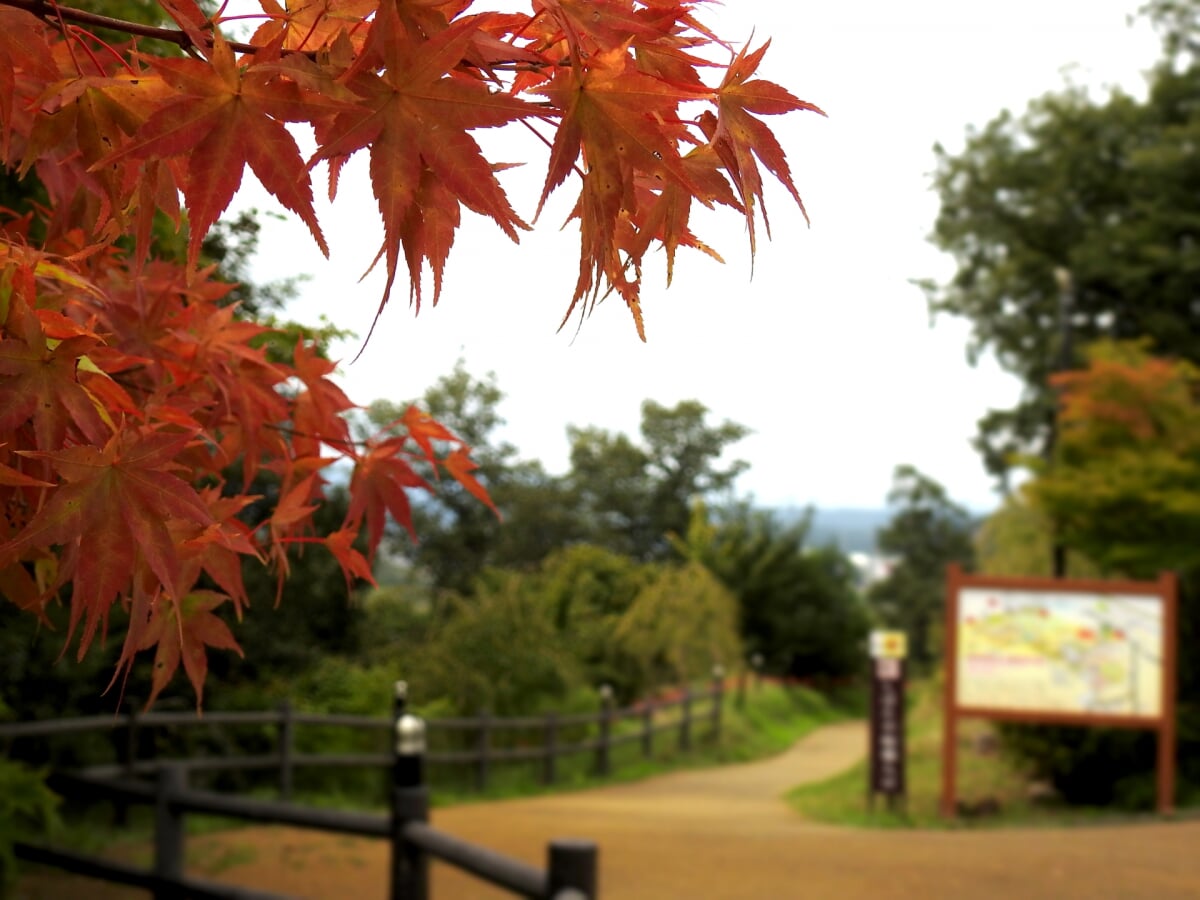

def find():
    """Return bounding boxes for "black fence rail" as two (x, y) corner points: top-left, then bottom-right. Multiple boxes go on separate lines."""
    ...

(0, 675), (726, 800)
(7, 682), (605, 900)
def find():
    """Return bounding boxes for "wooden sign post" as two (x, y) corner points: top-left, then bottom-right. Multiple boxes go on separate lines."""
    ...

(869, 629), (908, 811)
(941, 565), (1178, 818)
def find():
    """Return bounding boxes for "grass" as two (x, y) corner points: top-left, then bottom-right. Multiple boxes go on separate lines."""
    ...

(426, 680), (857, 806)
(787, 678), (1187, 830)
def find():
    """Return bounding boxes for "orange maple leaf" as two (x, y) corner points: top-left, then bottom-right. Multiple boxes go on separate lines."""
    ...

(400, 403), (462, 464)
(95, 34), (337, 270)
(535, 41), (701, 338)
(290, 340), (355, 456)
(136, 591), (243, 710)
(252, 0), (377, 53)
(323, 526), (378, 595)
(709, 39), (825, 255)
(444, 446), (499, 518)
(310, 9), (535, 334)
(0, 428), (214, 659)
(346, 438), (432, 552)
(0, 295), (112, 450)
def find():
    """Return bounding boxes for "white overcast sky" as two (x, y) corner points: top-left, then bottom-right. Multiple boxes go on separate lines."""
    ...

(236, 0), (1163, 511)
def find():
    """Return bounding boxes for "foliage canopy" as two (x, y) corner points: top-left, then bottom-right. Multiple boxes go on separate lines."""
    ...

(921, 17), (1200, 481)
(0, 0), (816, 706)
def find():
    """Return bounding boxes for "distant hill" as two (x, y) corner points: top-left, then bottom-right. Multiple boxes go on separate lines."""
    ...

(771, 506), (891, 554)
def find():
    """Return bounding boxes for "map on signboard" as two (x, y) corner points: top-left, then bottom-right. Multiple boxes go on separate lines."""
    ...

(956, 588), (1164, 718)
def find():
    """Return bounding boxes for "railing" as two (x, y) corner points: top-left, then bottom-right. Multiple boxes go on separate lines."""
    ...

(3, 675), (728, 899)
(0, 675), (726, 799)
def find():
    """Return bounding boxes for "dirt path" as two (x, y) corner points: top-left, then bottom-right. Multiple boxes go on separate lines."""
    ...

(21, 721), (1200, 898)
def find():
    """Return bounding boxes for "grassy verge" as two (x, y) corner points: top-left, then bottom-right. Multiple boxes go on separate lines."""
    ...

(787, 679), (1186, 829)
(427, 680), (857, 806)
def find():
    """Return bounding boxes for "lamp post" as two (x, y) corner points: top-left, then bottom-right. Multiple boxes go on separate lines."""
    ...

(1050, 266), (1075, 578)
(391, 680), (429, 900)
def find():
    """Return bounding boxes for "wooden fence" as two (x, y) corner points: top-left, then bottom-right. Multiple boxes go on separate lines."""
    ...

(2, 677), (727, 899)
(1, 677), (725, 798)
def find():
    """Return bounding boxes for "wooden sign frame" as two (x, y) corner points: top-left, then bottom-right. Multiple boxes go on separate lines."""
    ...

(940, 564), (1178, 817)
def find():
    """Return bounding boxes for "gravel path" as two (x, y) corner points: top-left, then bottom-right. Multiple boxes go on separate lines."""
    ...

(20, 720), (1200, 898)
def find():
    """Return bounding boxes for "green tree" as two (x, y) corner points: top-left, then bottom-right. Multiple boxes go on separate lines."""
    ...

(413, 573), (583, 717)
(613, 562), (743, 693)
(974, 493), (1098, 579)
(535, 545), (651, 699)
(679, 503), (868, 681)
(921, 33), (1200, 482)
(868, 466), (975, 671)
(568, 400), (749, 560)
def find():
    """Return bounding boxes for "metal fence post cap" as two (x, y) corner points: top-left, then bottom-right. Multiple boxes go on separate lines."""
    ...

(395, 713), (426, 755)
(598, 684), (614, 701)
(394, 680), (408, 701)
(712, 664), (725, 679)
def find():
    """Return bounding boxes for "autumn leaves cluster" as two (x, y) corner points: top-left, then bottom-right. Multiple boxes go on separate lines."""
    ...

(0, 0), (818, 704)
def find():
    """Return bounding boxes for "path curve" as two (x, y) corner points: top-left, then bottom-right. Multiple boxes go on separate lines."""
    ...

(24, 721), (1200, 898)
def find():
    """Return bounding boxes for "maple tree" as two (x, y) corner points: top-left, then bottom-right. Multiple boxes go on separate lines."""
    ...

(0, 0), (819, 707)
(1029, 339), (1200, 576)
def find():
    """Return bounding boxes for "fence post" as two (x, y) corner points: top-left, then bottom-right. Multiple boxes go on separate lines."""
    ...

(595, 685), (613, 778)
(543, 712), (558, 786)
(153, 764), (186, 900)
(547, 839), (598, 899)
(751, 652), (764, 691)
(641, 704), (653, 759)
(476, 709), (491, 793)
(710, 665), (725, 744)
(278, 698), (294, 804)
(115, 698), (140, 826)
(679, 684), (692, 753)
(391, 681), (429, 900)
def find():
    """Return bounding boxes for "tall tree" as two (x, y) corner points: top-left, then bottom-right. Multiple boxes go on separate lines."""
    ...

(0, 0), (815, 703)
(569, 400), (749, 560)
(921, 12), (1200, 483)
(974, 493), (1097, 579)
(867, 466), (975, 671)
(678, 502), (868, 681)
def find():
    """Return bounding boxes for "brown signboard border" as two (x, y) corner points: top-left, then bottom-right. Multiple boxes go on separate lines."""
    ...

(940, 564), (1178, 817)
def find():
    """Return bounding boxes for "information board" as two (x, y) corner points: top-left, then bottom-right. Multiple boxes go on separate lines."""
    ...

(940, 566), (1177, 818)
(956, 587), (1165, 719)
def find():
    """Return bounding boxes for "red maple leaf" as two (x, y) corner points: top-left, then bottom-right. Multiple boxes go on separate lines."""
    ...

(96, 33), (339, 269)
(444, 446), (499, 518)
(400, 403), (462, 464)
(708, 40), (825, 254)
(0, 295), (112, 450)
(345, 437), (432, 552)
(310, 9), (535, 332)
(136, 590), (243, 709)
(323, 526), (377, 596)
(534, 43), (700, 338)
(0, 427), (213, 659)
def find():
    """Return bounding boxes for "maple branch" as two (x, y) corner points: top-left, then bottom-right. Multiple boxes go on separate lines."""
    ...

(2, 0), (253, 54)
(2, 0), (570, 71)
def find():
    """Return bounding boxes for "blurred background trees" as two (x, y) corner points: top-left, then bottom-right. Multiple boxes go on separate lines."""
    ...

(927, 2), (1200, 806)
(867, 466), (976, 672)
